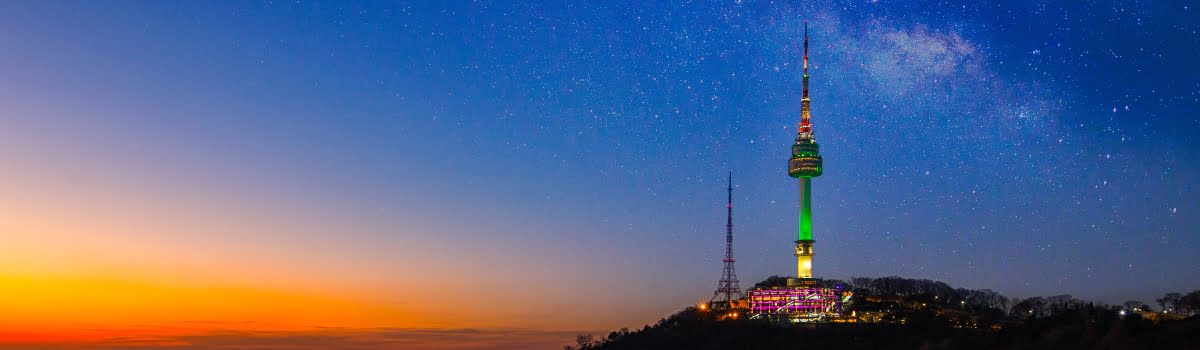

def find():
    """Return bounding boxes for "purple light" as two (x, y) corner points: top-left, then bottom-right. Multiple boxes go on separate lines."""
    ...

(748, 287), (839, 314)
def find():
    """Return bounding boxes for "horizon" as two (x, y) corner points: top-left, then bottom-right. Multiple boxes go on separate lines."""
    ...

(1, 1), (1197, 348)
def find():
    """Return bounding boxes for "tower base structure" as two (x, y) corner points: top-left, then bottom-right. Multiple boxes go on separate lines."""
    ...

(748, 281), (843, 323)
(786, 277), (817, 287)
(795, 239), (814, 279)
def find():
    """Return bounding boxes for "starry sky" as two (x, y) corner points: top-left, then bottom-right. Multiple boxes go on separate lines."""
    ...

(0, 0), (1197, 348)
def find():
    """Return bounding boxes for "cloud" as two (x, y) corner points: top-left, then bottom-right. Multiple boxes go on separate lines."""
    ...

(811, 16), (1063, 141)
(828, 20), (986, 101)
(867, 26), (980, 81)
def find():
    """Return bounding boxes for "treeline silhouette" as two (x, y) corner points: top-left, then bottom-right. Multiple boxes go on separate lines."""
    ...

(564, 276), (1200, 350)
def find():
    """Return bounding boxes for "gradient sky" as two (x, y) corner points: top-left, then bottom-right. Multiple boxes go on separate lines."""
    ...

(1, 0), (1197, 348)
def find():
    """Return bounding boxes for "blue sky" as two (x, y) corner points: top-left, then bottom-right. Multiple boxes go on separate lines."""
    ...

(0, 1), (1197, 340)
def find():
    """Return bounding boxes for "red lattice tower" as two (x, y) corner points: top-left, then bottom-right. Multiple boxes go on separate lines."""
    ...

(711, 171), (745, 308)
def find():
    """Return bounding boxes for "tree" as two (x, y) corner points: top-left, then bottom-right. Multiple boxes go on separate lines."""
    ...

(850, 277), (875, 291)
(960, 288), (1009, 311)
(1158, 292), (1183, 312)
(1178, 290), (1200, 316)
(1012, 297), (1048, 318)
(575, 334), (597, 350)
(607, 327), (631, 342)
(1047, 295), (1084, 314)
(1123, 300), (1144, 311)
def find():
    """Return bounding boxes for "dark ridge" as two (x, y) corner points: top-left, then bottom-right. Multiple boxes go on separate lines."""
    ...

(565, 276), (1200, 350)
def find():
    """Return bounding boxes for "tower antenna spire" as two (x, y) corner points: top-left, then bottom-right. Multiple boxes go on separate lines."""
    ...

(803, 21), (809, 81)
(711, 171), (744, 308)
(728, 170), (733, 206)
(798, 21), (813, 138)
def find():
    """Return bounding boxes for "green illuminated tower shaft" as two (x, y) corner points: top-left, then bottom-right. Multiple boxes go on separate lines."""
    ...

(787, 22), (822, 279)
(798, 179), (813, 241)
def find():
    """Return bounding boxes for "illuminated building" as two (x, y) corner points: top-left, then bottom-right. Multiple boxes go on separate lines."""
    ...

(748, 286), (840, 315)
(749, 22), (842, 322)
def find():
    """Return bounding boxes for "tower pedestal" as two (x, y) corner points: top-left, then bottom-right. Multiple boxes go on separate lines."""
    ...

(786, 277), (818, 287)
(795, 239), (814, 279)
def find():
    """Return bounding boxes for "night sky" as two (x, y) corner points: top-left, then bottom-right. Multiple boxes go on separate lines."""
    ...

(0, 0), (1197, 347)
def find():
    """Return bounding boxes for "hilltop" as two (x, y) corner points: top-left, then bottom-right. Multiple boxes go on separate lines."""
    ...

(564, 276), (1200, 350)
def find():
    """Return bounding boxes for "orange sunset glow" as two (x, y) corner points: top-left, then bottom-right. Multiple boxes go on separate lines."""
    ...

(0, 273), (419, 338)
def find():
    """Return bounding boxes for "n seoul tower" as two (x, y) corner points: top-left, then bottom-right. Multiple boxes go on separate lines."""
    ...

(788, 22), (823, 280)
